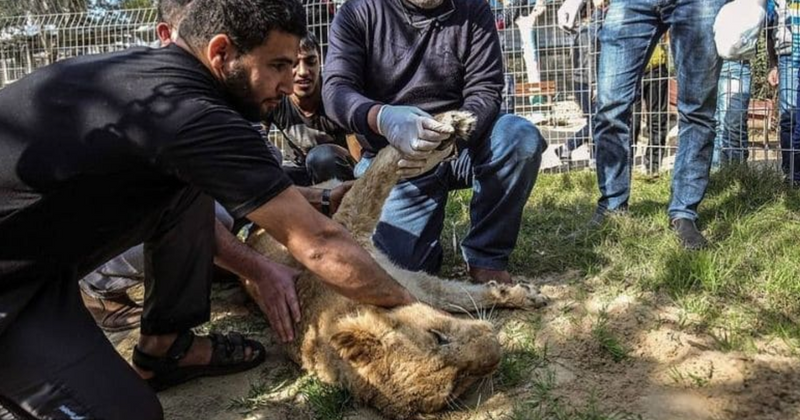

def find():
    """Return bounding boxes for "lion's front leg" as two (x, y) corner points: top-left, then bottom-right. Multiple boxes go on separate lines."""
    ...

(373, 252), (548, 312)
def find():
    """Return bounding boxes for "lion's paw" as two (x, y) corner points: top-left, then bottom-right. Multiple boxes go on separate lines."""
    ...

(486, 281), (549, 310)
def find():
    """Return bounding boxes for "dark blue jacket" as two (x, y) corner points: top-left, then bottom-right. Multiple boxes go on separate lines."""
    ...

(322, 0), (504, 154)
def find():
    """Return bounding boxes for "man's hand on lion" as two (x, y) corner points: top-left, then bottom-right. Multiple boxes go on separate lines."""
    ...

(252, 260), (302, 343)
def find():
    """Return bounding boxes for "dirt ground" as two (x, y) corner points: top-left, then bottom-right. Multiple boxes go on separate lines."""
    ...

(110, 274), (800, 420)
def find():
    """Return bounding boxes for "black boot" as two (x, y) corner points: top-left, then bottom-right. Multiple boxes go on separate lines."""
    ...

(670, 218), (708, 250)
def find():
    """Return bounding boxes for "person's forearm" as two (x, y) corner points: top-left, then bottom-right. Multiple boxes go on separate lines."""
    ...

(248, 188), (415, 307)
(367, 104), (382, 135)
(213, 219), (286, 284)
(767, 32), (777, 69)
(296, 187), (324, 213)
(291, 222), (415, 307)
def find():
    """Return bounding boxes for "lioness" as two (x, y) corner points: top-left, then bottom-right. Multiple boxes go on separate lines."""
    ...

(243, 111), (548, 419)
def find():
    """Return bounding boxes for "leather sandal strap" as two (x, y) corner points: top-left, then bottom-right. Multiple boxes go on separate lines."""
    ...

(132, 330), (195, 375)
(209, 332), (250, 365)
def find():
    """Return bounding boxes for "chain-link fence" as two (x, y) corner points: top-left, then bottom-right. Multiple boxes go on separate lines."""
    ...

(0, 1), (796, 177)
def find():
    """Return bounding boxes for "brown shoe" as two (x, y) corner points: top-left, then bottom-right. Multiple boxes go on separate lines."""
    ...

(468, 266), (513, 284)
(80, 290), (143, 332)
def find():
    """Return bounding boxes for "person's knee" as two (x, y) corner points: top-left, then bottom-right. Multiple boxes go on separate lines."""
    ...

(373, 224), (442, 274)
(491, 114), (546, 162)
(306, 144), (354, 183)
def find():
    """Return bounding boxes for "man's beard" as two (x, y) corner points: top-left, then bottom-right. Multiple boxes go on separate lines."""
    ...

(222, 62), (262, 121)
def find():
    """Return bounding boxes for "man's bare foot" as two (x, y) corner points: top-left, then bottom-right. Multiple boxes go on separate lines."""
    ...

(468, 266), (513, 284)
(133, 333), (255, 380)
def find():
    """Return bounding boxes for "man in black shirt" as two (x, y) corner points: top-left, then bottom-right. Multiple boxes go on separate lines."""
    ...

(264, 32), (356, 186)
(0, 0), (414, 418)
(77, 0), (308, 338)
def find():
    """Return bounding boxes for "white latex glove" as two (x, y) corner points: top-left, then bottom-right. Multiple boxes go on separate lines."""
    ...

(377, 105), (454, 159)
(557, 0), (587, 33)
(396, 143), (455, 178)
(714, 0), (766, 61)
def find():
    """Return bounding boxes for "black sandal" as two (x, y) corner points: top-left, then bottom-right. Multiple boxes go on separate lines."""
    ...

(132, 330), (266, 392)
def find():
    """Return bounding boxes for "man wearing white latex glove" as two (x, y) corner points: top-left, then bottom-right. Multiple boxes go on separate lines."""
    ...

(376, 105), (454, 158)
(324, 0), (546, 284)
(557, 0), (586, 33)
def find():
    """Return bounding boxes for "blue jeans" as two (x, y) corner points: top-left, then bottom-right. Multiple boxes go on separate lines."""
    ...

(714, 60), (752, 166)
(780, 53), (800, 181)
(594, 0), (725, 221)
(355, 114), (545, 274)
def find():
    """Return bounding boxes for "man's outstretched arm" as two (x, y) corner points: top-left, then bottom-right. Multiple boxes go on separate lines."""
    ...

(213, 219), (301, 343)
(246, 186), (416, 308)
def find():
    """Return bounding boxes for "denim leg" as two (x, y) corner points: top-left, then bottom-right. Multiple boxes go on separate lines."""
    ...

(665, 0), (726, 221)
(594, 0), (665, 212)
(460, 114), (544, 270)
(373, 114), (544, 273)
(780, 53), (800, 180)
(714, 60), (752, 166)
(373, 163), (452, 274)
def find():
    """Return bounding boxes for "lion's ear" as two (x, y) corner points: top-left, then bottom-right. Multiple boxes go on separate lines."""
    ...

(331, 329), (383, 366)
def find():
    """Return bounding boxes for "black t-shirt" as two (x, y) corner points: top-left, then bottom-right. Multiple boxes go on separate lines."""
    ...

(0, 44), (291, 234)
(264, 96), (351, 165)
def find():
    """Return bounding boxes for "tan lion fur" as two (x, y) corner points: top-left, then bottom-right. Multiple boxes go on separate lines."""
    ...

(242, 111), (548, 419)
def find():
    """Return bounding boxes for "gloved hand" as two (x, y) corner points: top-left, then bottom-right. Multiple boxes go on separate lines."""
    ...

(377, 105), (454, 158)
(557, 0), (587, 33)
(395, 143), (455, 179)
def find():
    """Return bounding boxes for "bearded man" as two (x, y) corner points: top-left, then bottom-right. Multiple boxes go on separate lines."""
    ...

(0, 0), (416, 418)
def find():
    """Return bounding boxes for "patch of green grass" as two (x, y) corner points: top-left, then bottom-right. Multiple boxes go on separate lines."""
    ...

(297, 376), (353, 420)
(505, 370), (642, 420)
(591, 310), (629, 362)
(443, 164), (800, 352)
(227, 366), (298, 413)
(497, 318), (548, 388)
(667, 362), (714, 388)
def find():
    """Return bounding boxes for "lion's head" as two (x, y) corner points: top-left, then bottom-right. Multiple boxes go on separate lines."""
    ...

(328, 303), (501, 419)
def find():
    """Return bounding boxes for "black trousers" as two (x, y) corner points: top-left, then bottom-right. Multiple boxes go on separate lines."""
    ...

(282, 143), (356, 187)
(0, 181), (215, 420)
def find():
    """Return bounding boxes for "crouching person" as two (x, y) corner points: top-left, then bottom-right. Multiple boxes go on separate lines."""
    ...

(323, 0), (546, 284)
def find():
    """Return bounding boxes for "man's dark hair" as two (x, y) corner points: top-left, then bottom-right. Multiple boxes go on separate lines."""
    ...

(299, 32), (321, 55)
(180, 0), (307, 54)
(157, 0), (193, 27)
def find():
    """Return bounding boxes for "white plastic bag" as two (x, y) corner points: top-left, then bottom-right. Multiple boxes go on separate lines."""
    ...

(714, 0), (767, 61)
(557, 0), (586, 33)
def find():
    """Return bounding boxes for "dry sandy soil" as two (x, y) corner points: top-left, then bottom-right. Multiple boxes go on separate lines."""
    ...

(110, 274), (800, 420)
